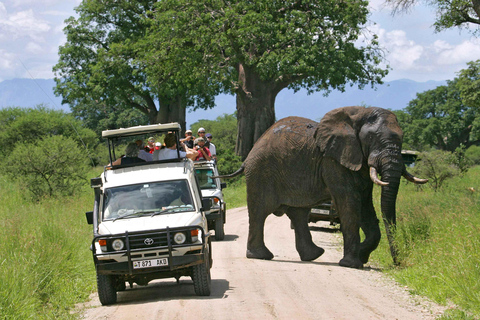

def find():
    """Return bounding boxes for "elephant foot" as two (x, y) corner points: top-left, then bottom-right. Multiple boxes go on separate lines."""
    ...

(246, 246), (274, 260)
(299, 246), (325, 261)
(359, 250), (372, 264)
(339, 257), (364, 269)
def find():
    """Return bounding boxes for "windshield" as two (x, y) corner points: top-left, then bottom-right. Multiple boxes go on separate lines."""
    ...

(195, 168), (217, 190)
(102, 180), (194, 221)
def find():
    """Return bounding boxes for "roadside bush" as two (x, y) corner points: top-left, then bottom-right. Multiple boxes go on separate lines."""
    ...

(0, 106), (98, 163)
(412, 150), (461, 191)
(465, 145), (480, 165)
(3, 135), (89, 201)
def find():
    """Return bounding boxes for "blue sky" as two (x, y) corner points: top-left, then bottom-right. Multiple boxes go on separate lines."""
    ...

(0, 0), (479, 83)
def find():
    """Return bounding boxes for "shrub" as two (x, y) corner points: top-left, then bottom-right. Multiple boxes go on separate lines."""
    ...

(465, 145), (480, 165)
(3, 135), (89, 201)
(412, 150), (461, 191)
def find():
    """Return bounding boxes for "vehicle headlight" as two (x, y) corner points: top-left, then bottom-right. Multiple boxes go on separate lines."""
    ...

(174, 232), (186, 244)
(112, 239), (124, 251)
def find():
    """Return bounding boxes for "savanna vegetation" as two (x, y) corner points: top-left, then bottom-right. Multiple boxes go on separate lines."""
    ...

(2, 1), (480, 318)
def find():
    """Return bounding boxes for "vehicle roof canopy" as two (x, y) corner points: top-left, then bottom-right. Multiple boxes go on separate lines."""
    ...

(102, 123), (181, 139)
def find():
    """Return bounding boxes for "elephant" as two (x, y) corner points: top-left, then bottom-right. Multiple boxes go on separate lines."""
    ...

(217, 106), (427, 268)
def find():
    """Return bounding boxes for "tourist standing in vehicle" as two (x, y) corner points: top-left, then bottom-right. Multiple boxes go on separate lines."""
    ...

(180, 130), (195, 149)
(146, 137), (156, 153)
(157, 133), (198, 161)
(197, 128), (207, 145)
(205, 133), (216, 161)
(195, 137), (212, 161)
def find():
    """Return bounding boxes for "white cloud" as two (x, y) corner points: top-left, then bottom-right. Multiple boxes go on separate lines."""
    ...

(434, 39), (480, 65)
(1, 9), (51, 41)
(26, 41), (43, 54)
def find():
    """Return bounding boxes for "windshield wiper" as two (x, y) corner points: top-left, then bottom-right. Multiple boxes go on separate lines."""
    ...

(113, 210), (151, 221)
(149, 208), (175, 217)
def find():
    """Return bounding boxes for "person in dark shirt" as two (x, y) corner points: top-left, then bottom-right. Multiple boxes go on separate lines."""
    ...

(110, 142), (146, 166)
(180, 129), (195, 149)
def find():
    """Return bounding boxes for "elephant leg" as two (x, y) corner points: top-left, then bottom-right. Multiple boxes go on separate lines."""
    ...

(286, 207), (324, 261)
(246, 208), (274, 260)
(333, 195), (364, 269)
(359, 190), (381, 264)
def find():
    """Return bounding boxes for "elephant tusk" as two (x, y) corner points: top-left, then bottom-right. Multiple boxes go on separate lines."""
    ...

(402, 168), (428, 184)
(370, 167), (389, 186)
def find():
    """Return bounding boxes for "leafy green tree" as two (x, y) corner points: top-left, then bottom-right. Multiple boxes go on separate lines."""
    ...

(396, 77), (480, 151)
(3, 135), (89, 201)
(143, 0), (388, 158)
(0, 106), (97, 162)
(412, 150), (461, 191)
(385, 0), (480, 34)
(53, 0), (217, 133)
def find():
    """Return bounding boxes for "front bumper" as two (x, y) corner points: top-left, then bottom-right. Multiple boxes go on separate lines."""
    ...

(92, 226), (208, 275)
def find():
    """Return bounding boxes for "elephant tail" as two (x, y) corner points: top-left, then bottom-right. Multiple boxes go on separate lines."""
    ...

(211, 163), (245, 179)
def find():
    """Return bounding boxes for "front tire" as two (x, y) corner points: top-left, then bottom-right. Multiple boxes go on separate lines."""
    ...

(191, 244), (211, 296)
(97, 272), (117, 305)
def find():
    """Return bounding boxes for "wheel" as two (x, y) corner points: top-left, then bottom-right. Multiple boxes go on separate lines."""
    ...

(96, 272), (117, 305)
(214, 212), (225, 241)
(191, 244), (211, 296)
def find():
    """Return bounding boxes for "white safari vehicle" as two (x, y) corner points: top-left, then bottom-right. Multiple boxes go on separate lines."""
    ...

(194, 160), (227, 240)
(86, 123), (213, 305)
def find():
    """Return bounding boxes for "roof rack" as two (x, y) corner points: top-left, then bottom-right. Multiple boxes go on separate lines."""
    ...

(102, 123), (181, 138)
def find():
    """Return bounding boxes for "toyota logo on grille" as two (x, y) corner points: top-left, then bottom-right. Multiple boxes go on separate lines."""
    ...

(144, 238), (154, 245)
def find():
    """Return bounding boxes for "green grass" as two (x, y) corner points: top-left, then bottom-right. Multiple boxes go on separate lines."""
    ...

(371, 166), (480, 319)
(223, 176), (247, 209)
(0, 172), (99, 319)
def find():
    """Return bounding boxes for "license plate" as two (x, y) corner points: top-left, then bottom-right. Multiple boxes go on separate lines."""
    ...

(133, 258), (168, 269)
(311, 208), (330, 215)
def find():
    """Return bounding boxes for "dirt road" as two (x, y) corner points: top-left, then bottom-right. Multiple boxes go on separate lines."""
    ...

(80, 207), (446, 320)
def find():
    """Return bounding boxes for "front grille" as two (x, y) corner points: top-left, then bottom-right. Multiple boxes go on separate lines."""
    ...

(128, 232), (172, 250)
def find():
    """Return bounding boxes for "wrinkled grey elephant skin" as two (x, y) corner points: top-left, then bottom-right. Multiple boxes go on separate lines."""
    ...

(218, 106), (426, 269)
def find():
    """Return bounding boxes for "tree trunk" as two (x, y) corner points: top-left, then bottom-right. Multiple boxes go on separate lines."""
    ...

(235, 64), (284, 159)
(157, 95), (187, 134)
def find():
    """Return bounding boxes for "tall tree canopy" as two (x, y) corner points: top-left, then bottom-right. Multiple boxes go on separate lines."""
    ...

(53, 0), (218, 133)
(385, 0), (480, 33)
(142, 0), (388, 158)
(395, 61), (480, 151)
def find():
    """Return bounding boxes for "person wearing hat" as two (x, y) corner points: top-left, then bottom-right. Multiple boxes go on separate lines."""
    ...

(180, 129), (195, 149)
(146, 137), (155, 154)
(194, 137), (211, 161)
(205, 133), (216, 160)
(197, 127), (207, 144)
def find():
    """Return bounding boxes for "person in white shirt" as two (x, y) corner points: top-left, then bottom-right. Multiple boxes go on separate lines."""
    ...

(157, 133), (198, 161)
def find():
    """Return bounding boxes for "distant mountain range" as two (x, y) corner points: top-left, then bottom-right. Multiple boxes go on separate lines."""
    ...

(0, 78), (446, 127)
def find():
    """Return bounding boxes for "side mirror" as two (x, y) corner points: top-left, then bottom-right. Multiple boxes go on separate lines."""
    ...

(201, 198), (212, 211)
(221, 182), (227, 189)
(85, 211), (94, 225)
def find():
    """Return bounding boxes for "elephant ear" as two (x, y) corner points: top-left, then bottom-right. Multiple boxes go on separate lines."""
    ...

(315, 107), (364, 171)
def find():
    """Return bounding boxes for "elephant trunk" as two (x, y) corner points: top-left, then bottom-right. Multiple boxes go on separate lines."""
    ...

(372, 154), (403, 265)
(380, 167), (402, 264)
